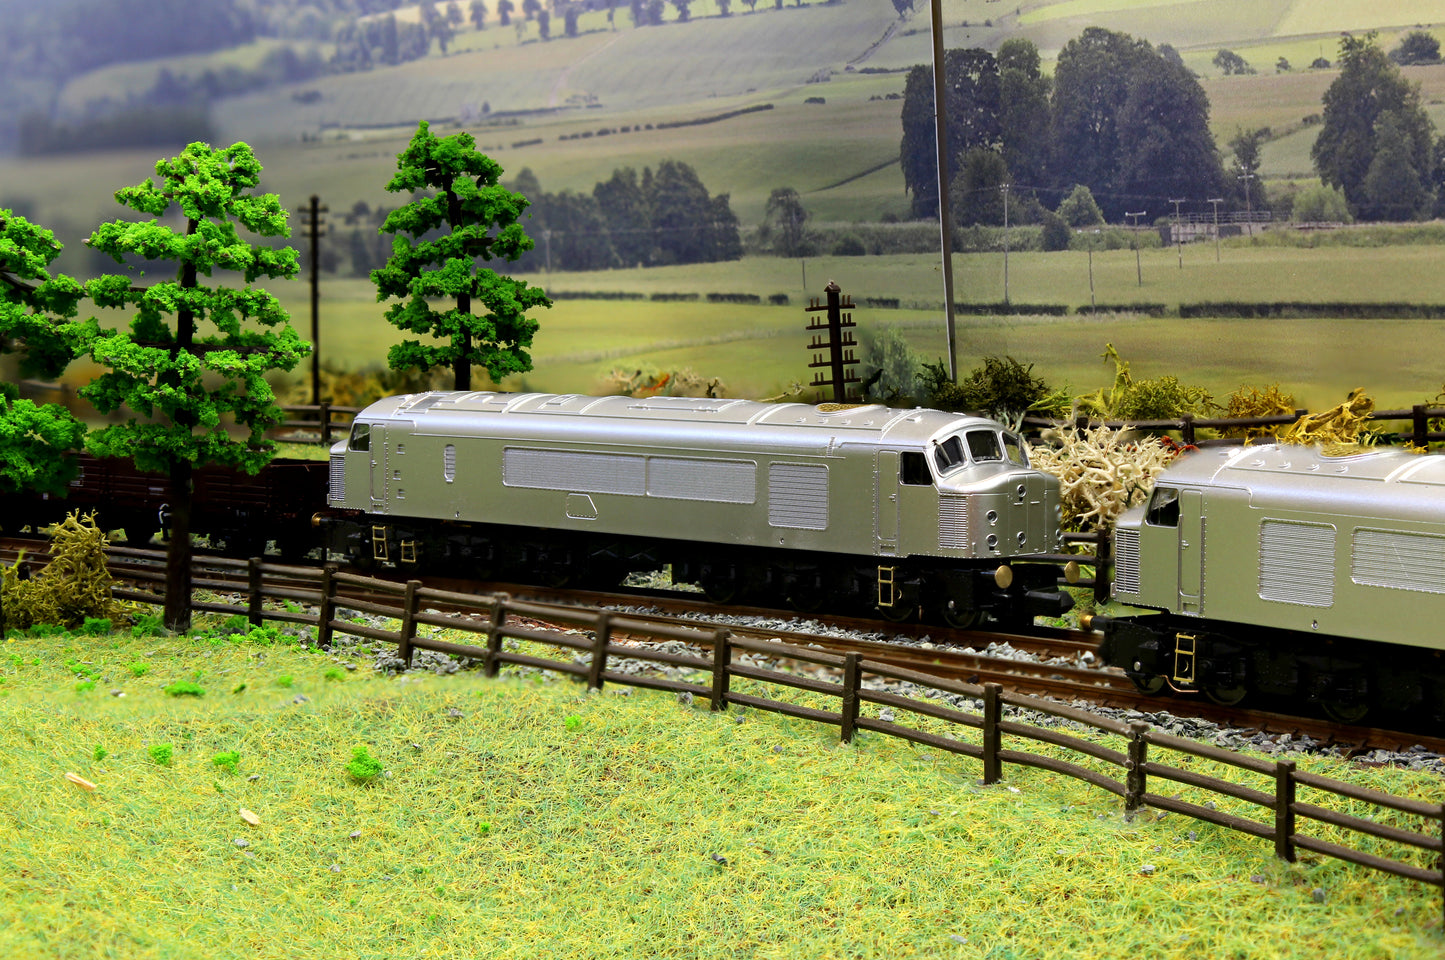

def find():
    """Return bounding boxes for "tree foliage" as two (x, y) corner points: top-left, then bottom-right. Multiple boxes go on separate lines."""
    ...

(759, 187), (812, 257)
(951, 148), (1008, 226)
(83, 140), (306, 629)
(1289, 182), (1351, 223)
(1049, 28), (1225, 221)
(374, 120), (551, 390)
(1057, 184), (1103, 227)
(1312, 33), (1436, 221)
(899, 48), (1001, 219)
(1212, 49), (1253, 75)
(0, 210), (92, 497)
(1390, 30), (1441, 66)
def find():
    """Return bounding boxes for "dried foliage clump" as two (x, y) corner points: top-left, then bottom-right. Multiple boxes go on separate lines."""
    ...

(1028, 425), (1179, 533)
(2, 511), (128, 631)
(1074, 344), (1215, 421)
(1219, 384), (1298, 442)
(599, 366), (726, 398)
(1278, 387), (1378, 455)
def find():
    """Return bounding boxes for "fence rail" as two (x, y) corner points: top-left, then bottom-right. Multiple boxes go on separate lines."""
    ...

(88, 548), (1445, 920)
(1022, 406), (1445, 448)
(270, 403), (363, 445)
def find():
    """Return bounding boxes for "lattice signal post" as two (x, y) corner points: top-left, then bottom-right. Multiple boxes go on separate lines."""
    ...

(805, 280), (860, 403)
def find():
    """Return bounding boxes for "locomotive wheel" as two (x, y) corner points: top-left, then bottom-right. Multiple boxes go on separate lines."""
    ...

(1321, 696), (1369, 725)
(940, 601), (980, 630)
(877, 600), (917, 623)
(1128, 672), (1166, 695)
(1203, 682), (1248, 707)
(701, 576), (739, 604)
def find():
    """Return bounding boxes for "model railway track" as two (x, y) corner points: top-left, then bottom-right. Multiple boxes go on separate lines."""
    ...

(4, 537), (1442, 757)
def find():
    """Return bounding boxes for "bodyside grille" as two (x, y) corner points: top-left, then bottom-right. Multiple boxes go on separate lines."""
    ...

(1113, 529), (1141, 595)
(1258, 520), (1335, 607)
(938, 495), (968, 550)
(329, 453), (345, 504)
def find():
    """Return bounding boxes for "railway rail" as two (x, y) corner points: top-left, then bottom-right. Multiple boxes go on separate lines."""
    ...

(4, 535), (1441, 758)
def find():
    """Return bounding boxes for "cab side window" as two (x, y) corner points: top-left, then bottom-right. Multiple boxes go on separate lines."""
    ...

(1146, 487), (1180, 526)
(349, 422), (371, 452)
(1002, 433), (1028, 466)
(900, 452), (932, 485)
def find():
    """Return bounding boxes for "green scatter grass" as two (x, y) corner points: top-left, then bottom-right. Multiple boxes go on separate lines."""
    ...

(0, 631), (1440, 959)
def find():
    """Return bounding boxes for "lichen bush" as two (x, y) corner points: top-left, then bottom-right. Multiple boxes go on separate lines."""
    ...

(920, 355), (1071, 425)
(1, 511), (128, 631)
(1219, 384), (1298, 442)
(1074, 344), (1215, 422)
(1028, 425), (1179, 533)
(346, 746), (384, 784)
(1277, 387), (1382, 453)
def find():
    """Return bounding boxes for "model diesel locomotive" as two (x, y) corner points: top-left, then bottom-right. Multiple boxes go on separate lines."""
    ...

(320, 391), (1076, 626)
(1088, 443), (1445, 722)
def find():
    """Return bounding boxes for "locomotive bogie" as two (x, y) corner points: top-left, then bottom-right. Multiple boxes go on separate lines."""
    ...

(323, 391), (1074, 622)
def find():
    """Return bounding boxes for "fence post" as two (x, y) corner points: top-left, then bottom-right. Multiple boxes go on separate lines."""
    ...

(981, 682), (1002, 784)
(1125, 721), (1148, 820)
(1275, 759), (1297, 863)
(485, 595), (508, 678)
(1180, 413), (1195, 446)
(247, 556), (264, 628)
(316, 562), (338, 649)
(840, 652), (862, 744)
(320, 401), (333, 445)
(586, 612), (612, 691)
(1414, 404), (1428, 448)
(398, 580), (420, 668)
(709, 628), (731, 711)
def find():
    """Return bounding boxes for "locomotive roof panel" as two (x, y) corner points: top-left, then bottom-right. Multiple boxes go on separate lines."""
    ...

(1157, 445), (1445, 517)
(356, 391), (1008, 448)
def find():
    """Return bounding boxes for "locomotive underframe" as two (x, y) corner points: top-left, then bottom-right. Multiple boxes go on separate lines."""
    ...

(323, 511), (1073, 626)
(1097, 613), (1445, 723)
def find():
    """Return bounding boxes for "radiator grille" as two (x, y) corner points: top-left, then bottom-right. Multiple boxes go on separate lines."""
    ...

(938, 495), (969, 550)
(1113, 528), (1141, 595)
(768, 463), (828, 530)
(1352, 528), (1445, 595)
(329, 453), (345, 504)
(1258, 520), (1335, 607)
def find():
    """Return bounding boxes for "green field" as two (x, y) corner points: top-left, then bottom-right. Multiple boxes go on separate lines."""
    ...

(3, 628), (1442, 959)
(239, 244), (1445, 411)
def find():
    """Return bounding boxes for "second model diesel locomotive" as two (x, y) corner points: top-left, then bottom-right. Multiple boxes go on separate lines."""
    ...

(321, 391), (1076, 625)
(1088, 443), (1445, 722)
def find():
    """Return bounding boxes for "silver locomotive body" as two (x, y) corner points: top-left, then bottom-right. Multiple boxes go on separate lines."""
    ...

(1094, 444), (1445, 721)
(325, 391), (1072, 624)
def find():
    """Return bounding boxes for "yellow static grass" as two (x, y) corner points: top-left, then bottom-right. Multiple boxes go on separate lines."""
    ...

(0, 630), (1440, 959)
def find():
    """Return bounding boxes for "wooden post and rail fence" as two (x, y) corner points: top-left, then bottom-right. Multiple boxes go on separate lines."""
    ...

(70, 545), (1444, 920)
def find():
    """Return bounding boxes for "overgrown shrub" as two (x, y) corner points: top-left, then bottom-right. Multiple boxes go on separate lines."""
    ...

(1219, 384), (1298, 442)
(598, 366), (726, 398)
(1, 512), (129, 632)
(857, 325), (922, 405)
(1074, 345), (1215, 421)
(919, 356), (1069, 424)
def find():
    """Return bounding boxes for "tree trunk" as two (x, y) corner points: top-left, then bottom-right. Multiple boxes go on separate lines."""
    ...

(163, 459), (193, 632)
(455, 292), (472, 391)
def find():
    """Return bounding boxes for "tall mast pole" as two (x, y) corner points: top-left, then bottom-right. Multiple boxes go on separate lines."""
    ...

(929, 0), (957, 381)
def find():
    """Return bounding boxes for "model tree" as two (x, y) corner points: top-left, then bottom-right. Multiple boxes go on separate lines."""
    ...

(83, 141), (308, 630)
(0, 209), (90, 496)
(373, 120), (550, 391)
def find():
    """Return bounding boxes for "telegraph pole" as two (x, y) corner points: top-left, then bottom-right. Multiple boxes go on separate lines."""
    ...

(1001, 182), (1010, 305)
(1169, 198), (1185, 270)
(296, 195), (328, 407)
(1238, 171), (1257, 237)
(1125, 210), (1146, 287)
(1207, 197), (1224, 262)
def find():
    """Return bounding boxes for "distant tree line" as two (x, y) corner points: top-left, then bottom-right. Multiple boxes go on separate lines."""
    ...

(902, 29), (1233, 226)
(904, 27), (1445, 227)
(333, 160), (741, 276)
